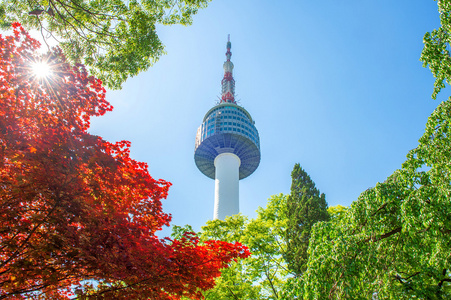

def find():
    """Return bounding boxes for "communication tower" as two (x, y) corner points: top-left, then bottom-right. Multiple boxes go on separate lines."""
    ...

(194, 36), (261, 220)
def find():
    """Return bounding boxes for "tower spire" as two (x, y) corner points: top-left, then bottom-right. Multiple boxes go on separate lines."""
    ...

(221, 34), (236, 104)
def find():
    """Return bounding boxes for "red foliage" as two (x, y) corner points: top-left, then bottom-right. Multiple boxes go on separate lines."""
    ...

(0, 24), (250, 299)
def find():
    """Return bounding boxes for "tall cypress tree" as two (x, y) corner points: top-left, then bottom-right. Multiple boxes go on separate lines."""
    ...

(284, 163), (329, 276)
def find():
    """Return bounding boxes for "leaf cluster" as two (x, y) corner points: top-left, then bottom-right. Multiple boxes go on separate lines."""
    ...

(178, 194), (290, 300)
(302, 98), (451, 299)
(0, 0), (210, 89)
(421, 0), (451, 99)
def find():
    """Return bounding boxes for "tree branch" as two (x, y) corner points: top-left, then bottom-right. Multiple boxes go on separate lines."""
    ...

(0, 198), (60, 269)
(264, 262), (278, 299)
(365, 227), (402, 243)
(226, 286), (239, 300)
(53, 0), (116, 39)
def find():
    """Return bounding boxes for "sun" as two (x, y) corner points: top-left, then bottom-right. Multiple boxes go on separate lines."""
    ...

(31, 61), (52, 78)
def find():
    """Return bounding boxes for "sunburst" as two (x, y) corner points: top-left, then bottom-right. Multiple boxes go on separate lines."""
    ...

(31, 61), (52, 78)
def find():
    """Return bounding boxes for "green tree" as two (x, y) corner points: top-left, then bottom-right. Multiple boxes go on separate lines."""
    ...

(176, 194), (290, 300)
(284, 164), (329, 277)
(303, 98), (451, 298)
(0, 0), (210, 89)
(300, 1), (451, 295)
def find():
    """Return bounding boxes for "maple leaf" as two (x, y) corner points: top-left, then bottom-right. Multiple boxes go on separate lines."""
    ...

(0, 24), (249, 299)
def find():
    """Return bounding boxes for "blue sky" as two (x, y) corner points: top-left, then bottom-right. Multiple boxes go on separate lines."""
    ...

(88, 0), (444, 234)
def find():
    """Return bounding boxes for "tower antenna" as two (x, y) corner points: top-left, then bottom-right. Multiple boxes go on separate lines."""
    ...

(221, 35), (235, 103)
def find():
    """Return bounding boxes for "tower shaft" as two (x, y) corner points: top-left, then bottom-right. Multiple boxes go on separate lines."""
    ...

(214, 153), (240, 220)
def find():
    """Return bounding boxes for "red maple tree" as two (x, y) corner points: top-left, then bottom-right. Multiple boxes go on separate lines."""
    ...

(0, 24), (249, 299)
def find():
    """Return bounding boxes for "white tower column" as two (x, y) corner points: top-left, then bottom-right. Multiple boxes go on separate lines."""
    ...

(213, 153), (241, 220)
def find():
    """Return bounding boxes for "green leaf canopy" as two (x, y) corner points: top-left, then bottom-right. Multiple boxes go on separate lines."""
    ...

(0, 0), (210, 89)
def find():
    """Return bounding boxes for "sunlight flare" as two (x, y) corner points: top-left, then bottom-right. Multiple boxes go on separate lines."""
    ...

(31, 61), (52, 78)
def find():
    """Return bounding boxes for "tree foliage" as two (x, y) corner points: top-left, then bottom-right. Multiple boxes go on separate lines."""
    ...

(327, 204), (347, 220)
(177, 194), (290, 300)
(302, 99), (451, 299)
(0, 24), (249, 299)
(0, 0), (210, 89)
(297, 2), (451, 297)
(284, 164), (329, 277)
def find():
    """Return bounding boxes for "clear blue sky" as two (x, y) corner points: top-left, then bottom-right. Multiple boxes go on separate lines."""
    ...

(88, 0), (444, 234)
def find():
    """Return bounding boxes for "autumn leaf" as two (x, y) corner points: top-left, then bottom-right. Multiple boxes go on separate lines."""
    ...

(0, 24), (248, 300)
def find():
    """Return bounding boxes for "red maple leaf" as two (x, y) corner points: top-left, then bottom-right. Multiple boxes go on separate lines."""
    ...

(0, 24), (249, 299)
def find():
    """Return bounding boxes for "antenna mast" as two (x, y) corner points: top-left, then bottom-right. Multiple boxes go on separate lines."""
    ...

(221, 35), (236, 104)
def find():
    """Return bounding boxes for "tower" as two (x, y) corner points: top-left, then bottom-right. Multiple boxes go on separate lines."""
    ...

(194, 36), (261, 220)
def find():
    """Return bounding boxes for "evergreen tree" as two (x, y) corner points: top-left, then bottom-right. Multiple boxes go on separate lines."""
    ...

(284, 163), (329, 276)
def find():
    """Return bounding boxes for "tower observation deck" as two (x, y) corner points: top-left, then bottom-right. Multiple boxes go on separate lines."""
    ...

(194, 36), (261, 220)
